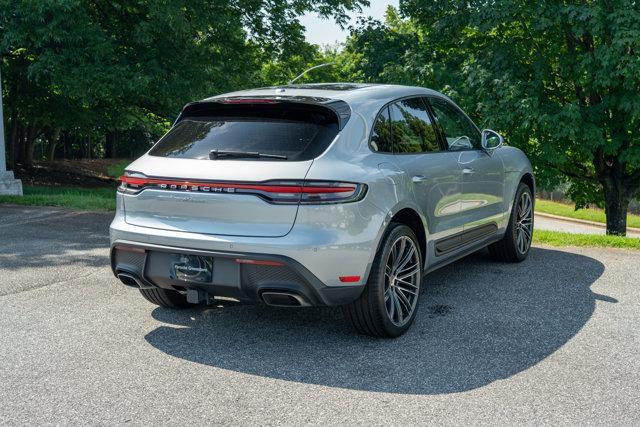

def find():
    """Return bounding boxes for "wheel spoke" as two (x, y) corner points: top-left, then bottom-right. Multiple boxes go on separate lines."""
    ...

(387, 291), (395, 319)
(397, 265), (420, 280)
(394, 242), (415, 274)
(390, 242), (400, 266)
(397, 261), (418, 275)
(393, 291), (404, 322)
(396, 282), (417, 297)
(384, 263), (394, 283)
(395, 239), (406, 265)
(396, 277), (419, 288)
(395, 288), (411, 313)
(517, 231), (524, 252)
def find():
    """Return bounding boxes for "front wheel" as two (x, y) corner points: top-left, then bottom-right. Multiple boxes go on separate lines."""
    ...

(343, 223), (423, 338)
(489, 183), (534, 262)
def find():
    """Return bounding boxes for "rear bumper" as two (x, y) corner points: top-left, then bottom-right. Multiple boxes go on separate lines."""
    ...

(110, 241), (364, 306)
(109, 191), (389, 305)
(110, 193), (388, 282)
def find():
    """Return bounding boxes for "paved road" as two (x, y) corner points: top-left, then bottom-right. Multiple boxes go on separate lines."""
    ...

(536, 213), (640, 238)
(1, 205), (639, 424)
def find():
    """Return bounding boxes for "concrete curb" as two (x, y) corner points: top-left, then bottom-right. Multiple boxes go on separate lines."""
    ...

(535, 211), (640, 233)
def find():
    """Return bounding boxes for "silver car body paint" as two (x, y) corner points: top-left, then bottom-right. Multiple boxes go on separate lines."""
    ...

(110, 84), (533, 292)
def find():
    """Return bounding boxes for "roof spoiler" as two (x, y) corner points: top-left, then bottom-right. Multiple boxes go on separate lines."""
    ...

(176, 95), (351, 130)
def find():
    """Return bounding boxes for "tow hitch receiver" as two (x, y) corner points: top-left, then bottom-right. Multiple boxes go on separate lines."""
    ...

(186, 288), (210, 304)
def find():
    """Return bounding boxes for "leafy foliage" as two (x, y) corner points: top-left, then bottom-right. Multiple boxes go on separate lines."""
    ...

(334, 1), (640, 235)
(0, 0), (367, 163)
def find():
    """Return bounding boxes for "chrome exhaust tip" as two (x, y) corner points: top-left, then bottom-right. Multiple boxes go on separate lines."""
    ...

(117, 272), (144, 288)
(261, 291), (309, 307)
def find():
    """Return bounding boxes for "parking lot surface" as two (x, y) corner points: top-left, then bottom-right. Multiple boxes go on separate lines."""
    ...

(1, 205), (639, 424)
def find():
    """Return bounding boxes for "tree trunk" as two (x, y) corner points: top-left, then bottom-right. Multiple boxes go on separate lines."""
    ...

(601, 176), (629, 236)
(8, 109), (18, 169)
(23, 125), (39, 166)
(17, 125), (26, 165)
(86, 136), (92, 159)
(105, 131), (117, 158)
(48, 128), (61, 163)
(62, 132), (70, 159)
(594, 146), (629, 236)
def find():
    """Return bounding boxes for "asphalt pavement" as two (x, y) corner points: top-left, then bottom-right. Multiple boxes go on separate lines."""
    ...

(1, 205), (639, 424)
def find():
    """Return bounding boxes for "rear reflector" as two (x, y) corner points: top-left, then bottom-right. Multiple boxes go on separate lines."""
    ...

(235, 259), (285, 267)
(339, 276), (361, 283)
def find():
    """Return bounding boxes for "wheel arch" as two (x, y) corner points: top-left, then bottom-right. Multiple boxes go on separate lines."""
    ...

(360, 204), (429, 286)
(388, 207), (428, 266)
(520, 172), (536, 198)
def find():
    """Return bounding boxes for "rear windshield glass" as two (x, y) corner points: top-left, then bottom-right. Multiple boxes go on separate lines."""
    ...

(148, 105), (339, 161)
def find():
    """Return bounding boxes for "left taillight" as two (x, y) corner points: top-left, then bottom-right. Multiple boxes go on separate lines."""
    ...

(118, 175), (367, 205)
(117, 171), (147, 195)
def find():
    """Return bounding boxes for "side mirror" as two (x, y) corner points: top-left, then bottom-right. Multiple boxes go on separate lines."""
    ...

(481, 129), (504, 151)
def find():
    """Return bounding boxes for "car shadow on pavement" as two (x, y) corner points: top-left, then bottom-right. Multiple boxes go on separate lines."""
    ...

(145, 247), (607, 395)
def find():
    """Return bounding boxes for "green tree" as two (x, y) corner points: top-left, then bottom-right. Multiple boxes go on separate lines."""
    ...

(0, 0), (368, 165)
(399, 0), (640, 235)
(340, 7), (422, 85)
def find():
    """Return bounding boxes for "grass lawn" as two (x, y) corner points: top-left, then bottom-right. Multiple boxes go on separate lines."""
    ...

(0, 185), (115, 211)
(535, 199), (640, 229)
(533, 229), (640, 249)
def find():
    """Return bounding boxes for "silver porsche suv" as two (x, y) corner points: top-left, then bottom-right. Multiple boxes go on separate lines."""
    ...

(110, 83), (535, 337)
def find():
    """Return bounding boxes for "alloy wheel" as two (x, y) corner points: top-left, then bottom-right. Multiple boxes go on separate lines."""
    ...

(384, 236), (420, 326)
(515, 191), (533, 254)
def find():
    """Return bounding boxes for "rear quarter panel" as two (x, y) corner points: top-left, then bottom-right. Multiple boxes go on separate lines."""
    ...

(300, 105), (428, 283)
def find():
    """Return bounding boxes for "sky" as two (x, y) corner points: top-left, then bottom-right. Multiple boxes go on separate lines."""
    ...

(299, 0), (399, 46)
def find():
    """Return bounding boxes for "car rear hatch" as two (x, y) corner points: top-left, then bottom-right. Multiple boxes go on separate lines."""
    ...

(120, 97), (351, 238)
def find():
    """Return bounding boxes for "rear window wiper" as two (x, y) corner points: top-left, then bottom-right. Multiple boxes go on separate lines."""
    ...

(209, 150), (288, 160)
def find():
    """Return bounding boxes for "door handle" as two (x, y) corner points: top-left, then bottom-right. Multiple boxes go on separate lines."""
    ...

(462, 168), (475, 175)
(412, 175), (428, 183)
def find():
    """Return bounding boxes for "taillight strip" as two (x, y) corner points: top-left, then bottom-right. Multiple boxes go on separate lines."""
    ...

(221, 98), (279, 104)
(119, 176), (355, 194)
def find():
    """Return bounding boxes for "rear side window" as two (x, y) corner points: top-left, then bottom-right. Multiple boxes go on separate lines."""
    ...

(370, 107), (394, 153)
(428, 97), (481, 151)
(149, 104), (339, 161)
(389, 98), (440, 154)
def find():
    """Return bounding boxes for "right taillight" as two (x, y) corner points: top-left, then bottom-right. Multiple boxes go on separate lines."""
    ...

(298, 181), (367, 205)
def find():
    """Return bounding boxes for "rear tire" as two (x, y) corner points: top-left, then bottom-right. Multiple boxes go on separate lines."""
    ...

(489, 183), (534, 262)
(139, 288), (192, 309)
(343, 222), (423, 338)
